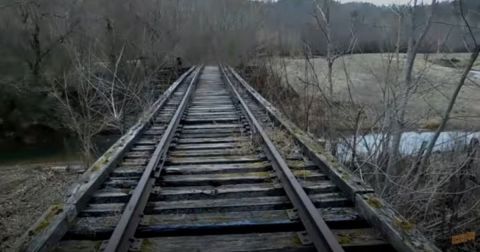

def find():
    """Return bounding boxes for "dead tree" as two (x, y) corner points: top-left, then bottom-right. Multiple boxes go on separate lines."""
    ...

(386, 0), (438, 177)
(313, 0), (335, 98)
(421, 0), (480, 170)
(16, 0), (78, 86)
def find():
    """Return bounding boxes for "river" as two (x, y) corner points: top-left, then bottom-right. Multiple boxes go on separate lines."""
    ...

(337, 131), (480, 160)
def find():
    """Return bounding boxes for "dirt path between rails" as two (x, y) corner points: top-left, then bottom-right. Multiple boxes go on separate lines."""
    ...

(0, 164), (80, 251)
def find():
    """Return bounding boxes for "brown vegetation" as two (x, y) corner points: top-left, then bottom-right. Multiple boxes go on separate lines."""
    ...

(0, 164), (80, 250)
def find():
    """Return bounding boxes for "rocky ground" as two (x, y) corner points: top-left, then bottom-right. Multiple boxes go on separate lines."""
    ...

(0, 163), (80, 251)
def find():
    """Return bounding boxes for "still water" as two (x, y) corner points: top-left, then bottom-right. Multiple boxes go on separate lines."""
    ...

(0, 138), (80, 165)
(337, 131), (480, 159)
(0, 134), (118, 165)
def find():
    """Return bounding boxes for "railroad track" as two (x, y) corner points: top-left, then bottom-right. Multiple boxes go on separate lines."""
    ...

(21, 66), (439, 252)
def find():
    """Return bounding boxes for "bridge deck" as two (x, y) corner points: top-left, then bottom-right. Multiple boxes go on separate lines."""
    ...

(21, 66), (438, 252)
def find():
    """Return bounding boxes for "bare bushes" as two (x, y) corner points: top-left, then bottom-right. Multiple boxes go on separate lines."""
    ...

(384, 139), (480, 250)
(241, 60), (328, 136)
(49, 46), (162, 164)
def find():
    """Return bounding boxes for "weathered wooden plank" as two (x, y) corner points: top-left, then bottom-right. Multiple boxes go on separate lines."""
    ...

(173, 142), (242, 150)
(66, 208), (368, 241)
(180, 128), (246, 134)
(287, 160), (317, 169)
(167, 155), (265, 165)
(355, 193), (440, 252)
(153, 181), (338, 201)
(121, 158), (148, 166)
(168, 148), (256, 157)
(191, 101), (234, 105)
(164, 162), (271, 175)
(142, 232), (312, 251)
(104, 179), (138, 188)
(292, 170), (328, 181)
(176, 136), (249, 144)
(111, 166), (144, 177)
(80, 193), (349, 216)
(92, 190), (130, 203)
(142, 208), (363, 227)
(187, 108), (237, 113)
(182, 123), (243, 129)
(159, 171), (273, 186)
(183, 118), (241, 123)
(179, 132), (249, 139)
(153, 183), (283, 200)
(146, 193), (349, 214)
(191, 103), (235, 109)
(80, 203), (125, 217)
(131, 145), (156, 151)
(133, 228), (389, 250)
(187, 112), (239, 116)
(135, 139), (159, 145)
(124, 151), (151, 158)
(136, 230), (388, 252)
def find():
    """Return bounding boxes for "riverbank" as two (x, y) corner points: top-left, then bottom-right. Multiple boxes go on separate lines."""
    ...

(0, 162), (81, 251)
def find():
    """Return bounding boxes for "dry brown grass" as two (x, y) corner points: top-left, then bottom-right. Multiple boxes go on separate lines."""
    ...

(272, 53), (480, 131)
(266, 128), (301, 159)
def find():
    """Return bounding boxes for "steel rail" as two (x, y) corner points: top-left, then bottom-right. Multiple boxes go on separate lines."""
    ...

(221, 66), (344, 252)
(21, 66), (196, 252)
(103, 66), (202, 252)
(223, 66), (440, 252)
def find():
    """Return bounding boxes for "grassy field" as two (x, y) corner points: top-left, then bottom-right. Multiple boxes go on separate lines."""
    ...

(272, 53), (480, 130)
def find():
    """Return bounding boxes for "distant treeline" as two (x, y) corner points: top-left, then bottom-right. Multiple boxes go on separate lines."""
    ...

(263, 0), (480, 55)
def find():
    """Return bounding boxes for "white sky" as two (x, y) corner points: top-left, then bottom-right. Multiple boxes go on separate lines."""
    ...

(337, 0), (449, 5)
(338, 0), (411, 4)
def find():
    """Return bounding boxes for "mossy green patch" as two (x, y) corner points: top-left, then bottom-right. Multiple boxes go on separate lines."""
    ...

(29, 204), (63, 236)
(340, 173), (351, 181)
(141, 239), (153, 252)
(394, 218), (415, 232)
(92, 164), (101, 171)
(292, 234), (303, 246)
(338, 233), (353, 244)
(293, 169), (315, 177)
(367, 196), (383, 208)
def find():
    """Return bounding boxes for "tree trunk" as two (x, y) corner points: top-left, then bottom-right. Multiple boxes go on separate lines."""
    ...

(420, 46), (480, 169)
(30, 22), (42, 86)
(386, 0), (436, 178)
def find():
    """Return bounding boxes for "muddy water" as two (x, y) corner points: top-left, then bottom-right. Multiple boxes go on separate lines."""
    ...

(0, 137), (80, 165)
(0, 134), (119, 165)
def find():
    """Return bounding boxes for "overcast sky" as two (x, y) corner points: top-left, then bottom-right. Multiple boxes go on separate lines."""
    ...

(337, 0), (449, 5)
(262, 0), (449, 6)
(338, 0), (411, 4)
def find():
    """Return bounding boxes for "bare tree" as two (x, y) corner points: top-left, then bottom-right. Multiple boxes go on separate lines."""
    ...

(421, 0), (480, 170)
(386, 0), (438, 176)
(15, 0), (78, 86)
(50, 57), (111, 163)
(313, 0), (333, 97)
